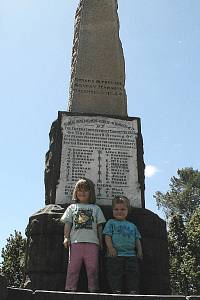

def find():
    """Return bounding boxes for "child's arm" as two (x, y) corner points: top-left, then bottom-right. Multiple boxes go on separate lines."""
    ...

(63, 223), (72, 249)
(136, 239), (143, 260)
(105, 235), (117, 257)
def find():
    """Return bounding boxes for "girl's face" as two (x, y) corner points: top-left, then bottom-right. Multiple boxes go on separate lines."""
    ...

(76, 186), (90, 204)
(113, 202), (128, 221)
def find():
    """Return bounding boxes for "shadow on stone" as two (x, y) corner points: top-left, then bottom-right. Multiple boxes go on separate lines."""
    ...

(0, 275), (8, 300)
(7, 287), (33, 300)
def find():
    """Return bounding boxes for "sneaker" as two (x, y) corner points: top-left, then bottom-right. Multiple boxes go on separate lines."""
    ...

(112, 290), (121, 294)
(129, 291), (137, 295)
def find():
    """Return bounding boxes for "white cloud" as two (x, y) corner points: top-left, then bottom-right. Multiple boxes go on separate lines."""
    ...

(145, 165), (158, 178)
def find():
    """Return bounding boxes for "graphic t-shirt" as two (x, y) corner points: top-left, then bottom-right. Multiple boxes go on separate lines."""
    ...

(103, 219), (141, 256)
(61, 203), (106, 245)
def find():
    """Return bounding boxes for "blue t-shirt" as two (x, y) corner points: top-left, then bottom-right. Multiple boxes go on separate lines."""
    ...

(103, 219), (141, 256)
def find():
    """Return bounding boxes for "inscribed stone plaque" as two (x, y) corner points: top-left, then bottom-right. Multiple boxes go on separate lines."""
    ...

(55, 114), (142, 207)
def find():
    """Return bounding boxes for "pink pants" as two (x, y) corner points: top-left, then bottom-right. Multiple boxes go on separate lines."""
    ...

(65, 243), (99, 291)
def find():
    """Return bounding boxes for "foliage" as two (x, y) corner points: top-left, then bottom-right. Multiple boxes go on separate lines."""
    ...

(168, 214), (189, 294)
(184, 209), (200, 294)
(154, 167), (200, 295)
(154, 167), (200, 221)
(0, 231), (27, 287)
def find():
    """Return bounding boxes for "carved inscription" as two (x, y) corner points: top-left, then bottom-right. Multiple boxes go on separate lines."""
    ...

(73, 77), (124, 97)
(55, 115), (142, 207)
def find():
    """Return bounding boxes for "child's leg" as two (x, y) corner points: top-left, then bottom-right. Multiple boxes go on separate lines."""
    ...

(82, 243), (99, 292)
(124, 256), (140, 293)
(65, 243), (83, 291)
(106, 257), (124, 293)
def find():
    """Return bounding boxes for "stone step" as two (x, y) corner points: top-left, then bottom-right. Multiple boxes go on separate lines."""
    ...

(6, 288), (189, 300)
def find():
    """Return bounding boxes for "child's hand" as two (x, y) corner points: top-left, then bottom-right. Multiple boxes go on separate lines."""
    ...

(137, 250), (143, 260)
(136, 239), (143, 260)
(108, 246), (117, 257)
(63, 237), (70, 248)
(99, 243), (104, 251)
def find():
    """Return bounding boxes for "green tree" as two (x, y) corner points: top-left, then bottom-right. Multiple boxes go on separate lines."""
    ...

(154, 167), (200, 295)
(0, 231), (27, 287)
(184, 208), (200, 294)
(154, 168), (200, 221)
(168, 214), (189, 294)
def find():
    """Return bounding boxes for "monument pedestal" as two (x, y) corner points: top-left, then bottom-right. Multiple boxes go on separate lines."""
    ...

(25, 205), (170, 294)
(24, 205), (67, 291)
(24, 111), (170, 294)
(0, 275), (8, 300)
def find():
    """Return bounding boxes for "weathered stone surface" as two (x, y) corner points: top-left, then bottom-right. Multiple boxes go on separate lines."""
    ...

(0, 274), (8, 300)
(55, 113), (144, 207)
(68, 0), (127, 116)
(44, 112), (145, 207)
(5, 289), (200, 300)
(25, 207), (170, 294)
(34, 290), (73, 300)
(33, 291), (186, 300)
(25, 205), (68, 291)
(25, 205), (66, 274)
(45, 118), (62, 205)
(24, 273), (66, 292)
(5, 288), (195, 300)
(7, 287), (33, 300)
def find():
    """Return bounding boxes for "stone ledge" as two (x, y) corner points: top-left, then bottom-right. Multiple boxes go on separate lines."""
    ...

(6, 288), (191, 300)
(7, 287), (34, 300)
(34, 291), (186, 300)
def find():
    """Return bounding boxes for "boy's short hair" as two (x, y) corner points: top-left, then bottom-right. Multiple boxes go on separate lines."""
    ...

(112, 196), (130, 211)
(72, 178), (96, 204)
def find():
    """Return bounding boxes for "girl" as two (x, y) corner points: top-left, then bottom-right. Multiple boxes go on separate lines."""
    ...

(61, 178), (106, 292)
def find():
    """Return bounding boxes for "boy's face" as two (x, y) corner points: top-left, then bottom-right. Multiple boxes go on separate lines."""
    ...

(113, 202), (128, 221)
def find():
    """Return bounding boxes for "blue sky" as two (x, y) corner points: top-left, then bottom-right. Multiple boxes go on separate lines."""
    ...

(1, 0), (200, 254)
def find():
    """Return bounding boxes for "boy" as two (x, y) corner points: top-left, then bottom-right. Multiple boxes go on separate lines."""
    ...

(103, 196), (143, 294)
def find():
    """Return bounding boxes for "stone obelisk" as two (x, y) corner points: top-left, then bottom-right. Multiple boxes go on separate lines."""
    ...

(24, 0), (170, 294)
(47, 0), (144, 208)
(68, 0), (127, 116)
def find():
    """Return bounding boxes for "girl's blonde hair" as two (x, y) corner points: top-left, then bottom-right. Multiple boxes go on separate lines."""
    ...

(72, 178), (96, 204)
(112, 196), (130, 211)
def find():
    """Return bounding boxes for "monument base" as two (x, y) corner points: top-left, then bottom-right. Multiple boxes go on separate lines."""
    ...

(24, 205), (170, 294)
(0, 275), (8, 300)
